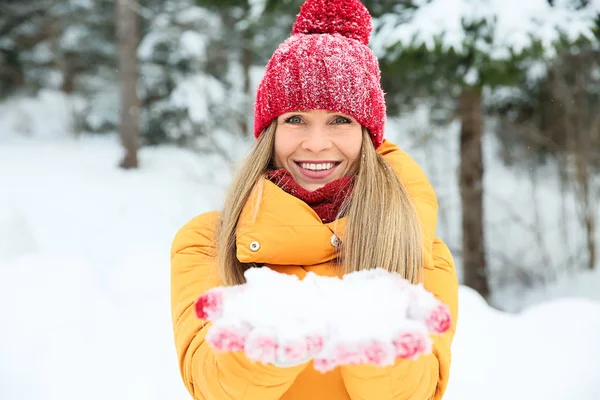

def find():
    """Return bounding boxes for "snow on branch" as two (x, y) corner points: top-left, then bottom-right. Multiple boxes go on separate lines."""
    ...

(373, 0), (600, 60)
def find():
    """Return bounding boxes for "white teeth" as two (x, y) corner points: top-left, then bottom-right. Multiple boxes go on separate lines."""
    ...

(300, 162), (335, 171)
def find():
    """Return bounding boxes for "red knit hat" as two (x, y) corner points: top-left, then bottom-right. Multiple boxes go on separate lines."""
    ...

(253, 0), (386, 149)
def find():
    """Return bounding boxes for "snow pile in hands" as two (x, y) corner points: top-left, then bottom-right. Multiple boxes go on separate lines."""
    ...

(195, 267), (451, 372)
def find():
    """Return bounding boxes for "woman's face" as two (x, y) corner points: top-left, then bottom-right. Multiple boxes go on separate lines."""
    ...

(273, 109), (363, 192)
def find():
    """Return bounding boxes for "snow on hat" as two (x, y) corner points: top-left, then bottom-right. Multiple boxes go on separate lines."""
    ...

(253, 0), (386, 148)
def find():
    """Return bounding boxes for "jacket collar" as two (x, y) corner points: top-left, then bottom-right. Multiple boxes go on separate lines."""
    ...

(236, 178), (346, 266)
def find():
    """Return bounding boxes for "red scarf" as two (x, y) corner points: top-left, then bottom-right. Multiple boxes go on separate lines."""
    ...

(266, 170), (355, 223)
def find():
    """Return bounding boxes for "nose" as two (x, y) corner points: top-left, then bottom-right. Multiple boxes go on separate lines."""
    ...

(300, 127), (332, 153)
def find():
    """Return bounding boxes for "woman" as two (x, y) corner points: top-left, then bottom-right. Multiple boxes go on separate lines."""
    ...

(170, 0), (458, 399)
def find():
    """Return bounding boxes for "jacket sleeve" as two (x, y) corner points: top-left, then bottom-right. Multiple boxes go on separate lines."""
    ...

(170, 212), (308, 400)
(378, 140), (438, 270)
(340, 237), (459, 400)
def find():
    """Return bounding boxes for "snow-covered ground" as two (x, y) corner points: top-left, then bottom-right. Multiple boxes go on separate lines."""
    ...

(1, 93), (599, 399)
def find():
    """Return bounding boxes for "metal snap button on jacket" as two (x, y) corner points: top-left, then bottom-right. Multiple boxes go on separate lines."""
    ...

(250, 241), (260, 252)
(330, 234), (341, 248)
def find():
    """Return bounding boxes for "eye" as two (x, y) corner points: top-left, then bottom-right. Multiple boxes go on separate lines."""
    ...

(284, 115), (303, 124)
(332, 116), (352, 124)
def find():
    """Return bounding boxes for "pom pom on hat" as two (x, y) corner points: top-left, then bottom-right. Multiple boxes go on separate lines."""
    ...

(292, 0), (372, 46)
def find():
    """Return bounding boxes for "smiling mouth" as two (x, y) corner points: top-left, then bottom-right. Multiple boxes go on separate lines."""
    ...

(295, 161), (341, 171)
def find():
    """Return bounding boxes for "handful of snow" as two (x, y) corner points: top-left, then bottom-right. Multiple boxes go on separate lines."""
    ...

(195, 267), (451, 373)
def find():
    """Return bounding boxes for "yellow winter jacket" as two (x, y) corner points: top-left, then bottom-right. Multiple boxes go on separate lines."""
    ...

(170, 139), (459, 400)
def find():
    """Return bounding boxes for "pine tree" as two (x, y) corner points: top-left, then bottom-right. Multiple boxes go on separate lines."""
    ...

(373, 0), (599, 299)
(491, 17), (600, 272)
(0, 0), (118, 133)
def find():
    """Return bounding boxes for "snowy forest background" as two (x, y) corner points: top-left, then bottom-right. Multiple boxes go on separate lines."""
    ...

(1, 0), (600, 399)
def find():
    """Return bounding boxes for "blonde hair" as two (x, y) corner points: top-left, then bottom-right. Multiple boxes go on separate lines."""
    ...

(216, 123), (423, 286)
(339, 128), (423, 283)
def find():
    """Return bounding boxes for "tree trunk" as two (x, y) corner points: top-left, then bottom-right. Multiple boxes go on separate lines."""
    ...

(459, 88), (489, 299)
(60, 54), (76, 94)
(116, 0), (140, 169)
(240, 28), (253, 137)
(575, 154), (597, 270)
